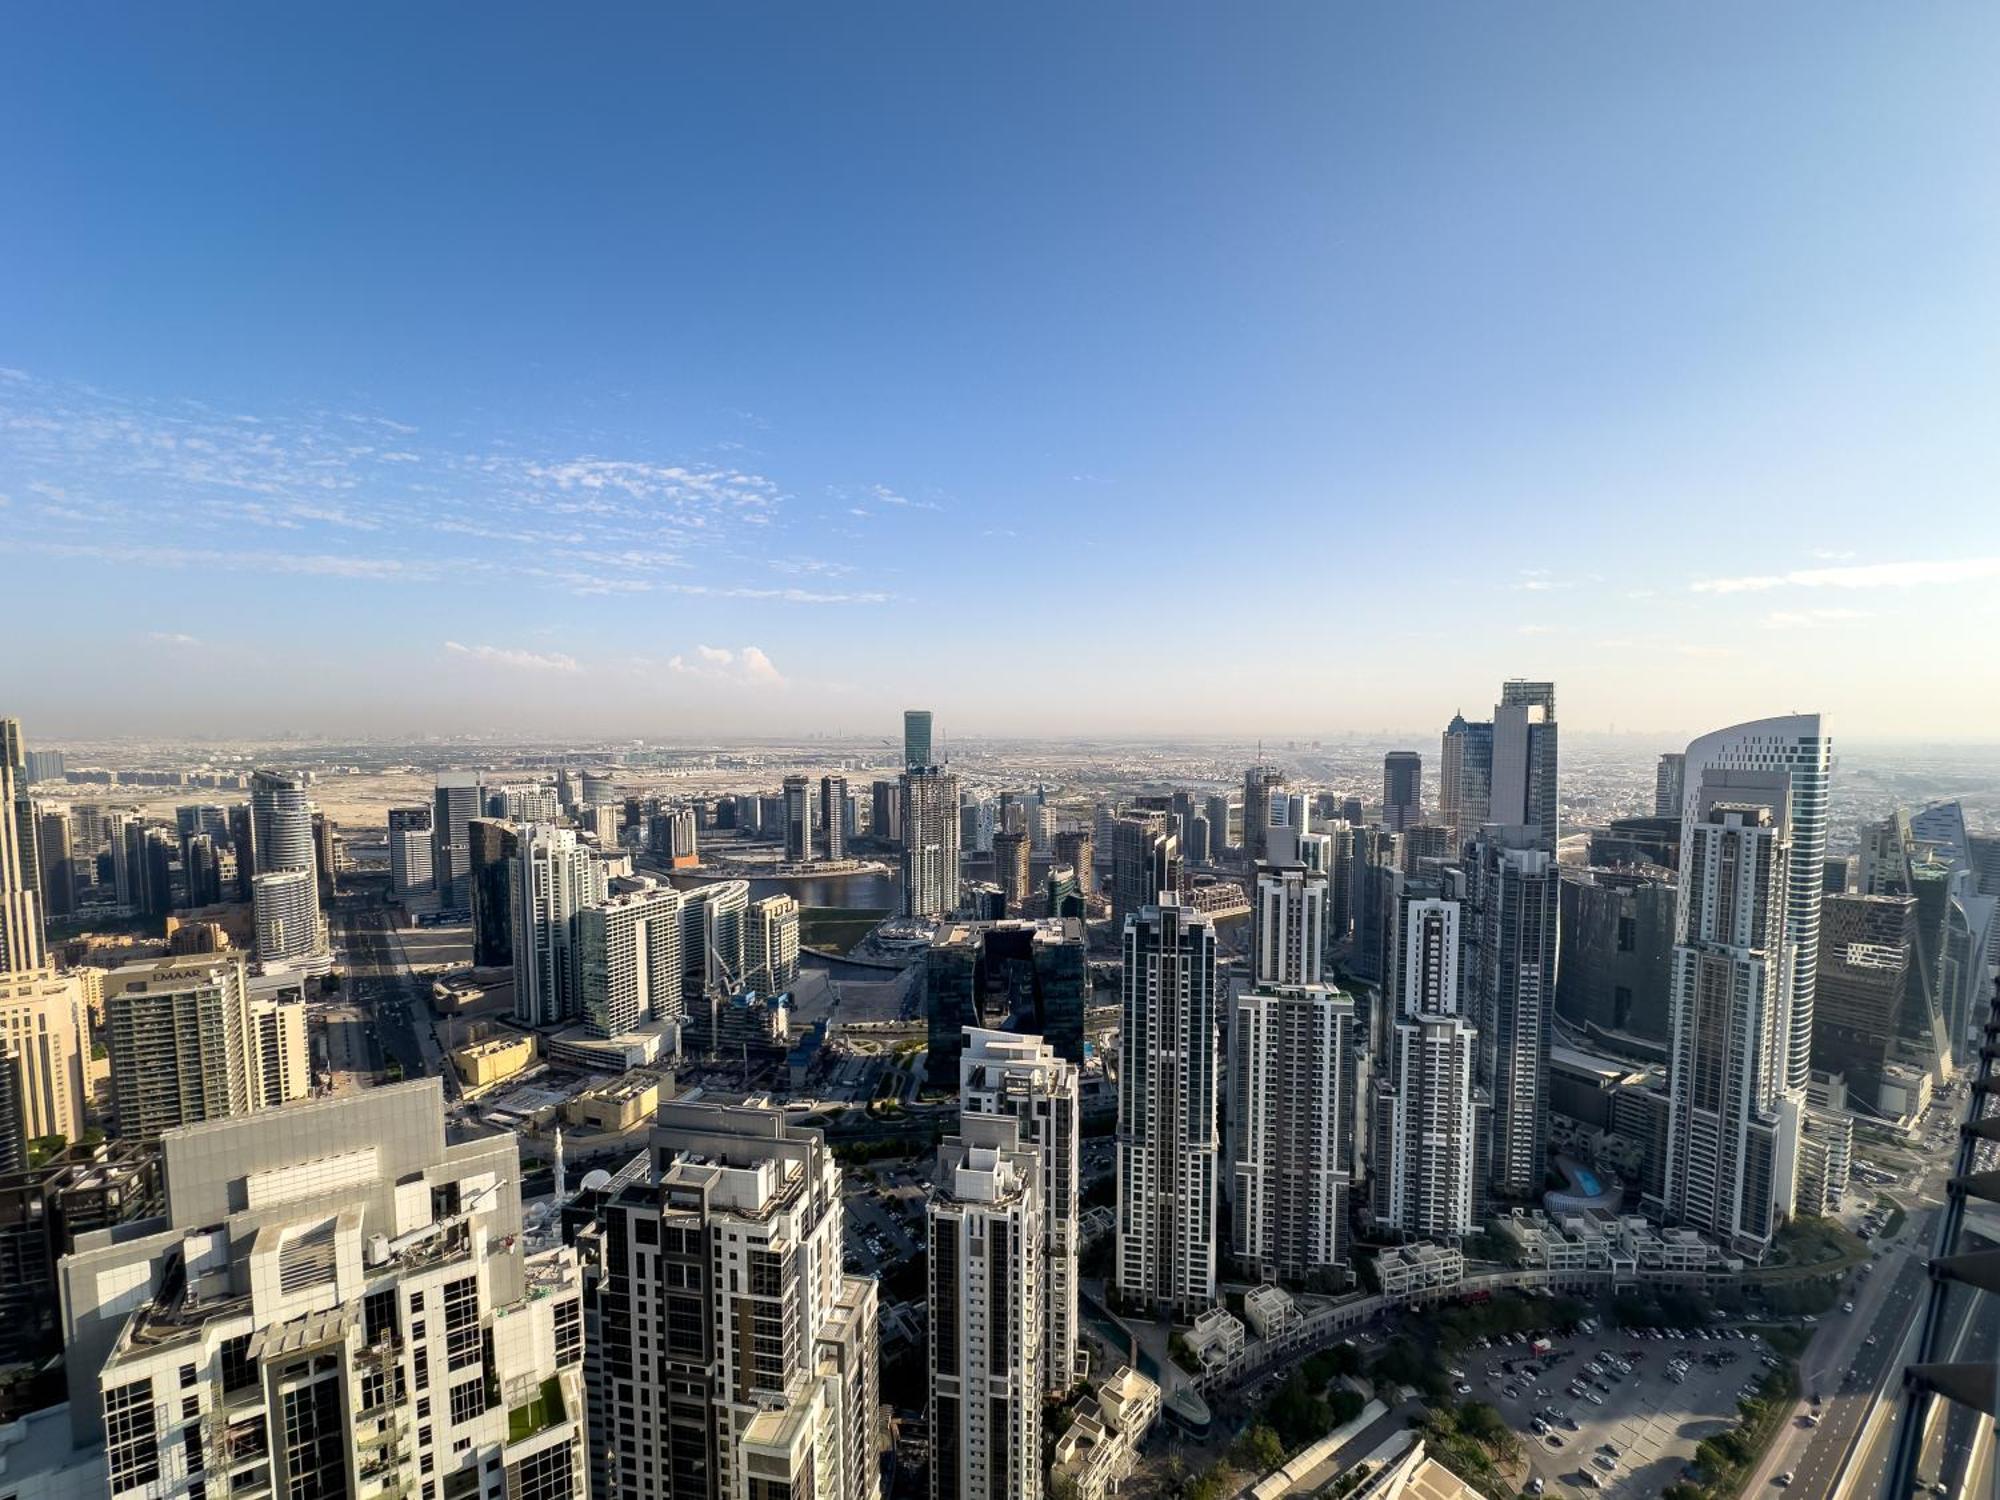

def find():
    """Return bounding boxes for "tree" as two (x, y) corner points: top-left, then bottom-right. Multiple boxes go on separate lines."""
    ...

(1460, 1402), (1510, 1449)
(1234, 1424), (1284, 1473)
(1329, 1387), (1367, 1427)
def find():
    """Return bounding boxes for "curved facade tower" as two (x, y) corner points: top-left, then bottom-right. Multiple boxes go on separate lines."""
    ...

(1679, 714), (1830, 1098)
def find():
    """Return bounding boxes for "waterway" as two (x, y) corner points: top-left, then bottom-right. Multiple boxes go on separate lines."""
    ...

(665, 868), (902, 912)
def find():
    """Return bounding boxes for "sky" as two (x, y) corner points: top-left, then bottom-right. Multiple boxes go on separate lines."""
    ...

(3, 3), (1998, 742)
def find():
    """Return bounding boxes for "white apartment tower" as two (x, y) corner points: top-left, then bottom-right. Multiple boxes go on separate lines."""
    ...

(45, 1080), (588, 1500)
(575, 880), (684, 1037)
(1116, 902), (1219, 1315)
(512, 823), (606, 1027)
(1371, 896), (1486, 1240)
(928, 1114), (1044, 1500)
(1231, 828), (1356, 1284)
(570, 1100), (880, 1500)
(1678, 713), (1830, 1100)
(959, 1026), (1082, 1393)
(746, 891), (801, 994)
(1662, 786), (1800, 1260)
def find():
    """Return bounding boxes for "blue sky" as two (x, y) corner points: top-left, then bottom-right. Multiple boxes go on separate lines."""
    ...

(3, 4), (1997, 740)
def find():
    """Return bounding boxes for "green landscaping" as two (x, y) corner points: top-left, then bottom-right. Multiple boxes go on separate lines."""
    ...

(799, 906), (890, 955)
(1418, 1402), (1521, 1500)
(506, 1376), (565, 1442)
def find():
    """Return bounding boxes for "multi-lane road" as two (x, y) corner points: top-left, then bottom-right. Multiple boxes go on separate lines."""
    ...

(329, 889), (452, 1094)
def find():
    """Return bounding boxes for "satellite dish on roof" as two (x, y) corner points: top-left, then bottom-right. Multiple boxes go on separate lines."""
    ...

(580, 1169), (613, 1193)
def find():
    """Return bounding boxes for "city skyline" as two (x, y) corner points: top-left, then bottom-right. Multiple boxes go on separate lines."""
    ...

(5, 6), (1999, 739)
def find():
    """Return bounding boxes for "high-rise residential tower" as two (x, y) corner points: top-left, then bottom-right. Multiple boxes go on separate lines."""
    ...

(512, 823), (606, 1027)
(746, 891), (801, 993)
(960, 1026), (1082, 1394)
(0, 737), (43, 974)
(1231, 829), (1356, 1284)
(1110, 813), (1178, 929)
(568, 1100), (880, 1500)
(993, 829), (1031, 913)
(783, 774), (814, 863)
(1662, 785), (1798, 1260)
(820, 773), (848, 861)
(1464, 825), (1559, 1200)
(1381, 751), (1422, 833)
(1371, 893), (1485, 1240)
(901, 767), (961, 919)
(1490, 679), (1559, 851)
(928, 1113), (1044, 1500)
(1116, 902), (1219, 1315)
(1678, 714), (1830, 1101)
(575, 880), (684, 1037)
(388, 803), (434, 897)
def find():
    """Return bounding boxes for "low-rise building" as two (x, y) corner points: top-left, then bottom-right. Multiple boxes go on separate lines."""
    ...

(1376, 1241), (1464, 1301)
(1048, 1365), (1159, 1500)
(1184, 1307), (1246, 1370)
(1242, 1284), (1298, 1340)
(451, 1029), (537, 1092)
(559, 1070), (664, 1133)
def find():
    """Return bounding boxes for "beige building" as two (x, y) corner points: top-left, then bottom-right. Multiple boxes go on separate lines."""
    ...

(558, 1069), (661, 1132)
(452, 1030), (537, 1092)
(0, 968), (88, 1145)
(102, 954), (311, 1137)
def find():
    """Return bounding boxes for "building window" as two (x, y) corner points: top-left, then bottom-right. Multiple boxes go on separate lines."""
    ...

(105, 1379), (160, 1494)
(448, 1379), (486, 1426)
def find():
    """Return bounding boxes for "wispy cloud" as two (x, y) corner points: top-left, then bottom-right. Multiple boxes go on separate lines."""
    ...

(1518, 624), (1555, 635)
(146, 631), (200, 647)
(443, 641), (580, 672)
(868, 484), (940, 511)
(0, 368), (906, 609)
(1762, 607), (1871, 630)
(663, 644), (786, 687)
(1691, 558), (2000, 594)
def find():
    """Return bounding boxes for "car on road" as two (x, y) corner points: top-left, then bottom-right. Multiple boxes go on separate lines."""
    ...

(1843, 1300), (1855, 1314)
(1529, 1481), (1545, 1497)
(1866, 1335), (1878, 1347)
(1776, 1472), (1794, 1487)
(1456, 1383), (1472, 1396)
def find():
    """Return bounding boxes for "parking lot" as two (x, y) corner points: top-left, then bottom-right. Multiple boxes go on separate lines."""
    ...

(1470, 1322), (1783, 1497)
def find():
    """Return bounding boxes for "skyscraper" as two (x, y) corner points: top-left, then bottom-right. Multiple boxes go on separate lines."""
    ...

(33, 803), (75, 918)
(904, 708), (934, 768)
(512, 823), (605, 1026)
(575, 880), (684, 1037)
(993, 828), (1031, 913)
(1662, 788), (1797, 1260)
(1678, 714), (1830, 1100)
(1110, 813), (1178, 929)
(1490, 679), (1558, 850)
(781, 774), (814, 863)
(821, 773), (848, 860)
(1654, 752), (1687, 819)
(928, 1113), (1044, 1500)
(870, 778), (902, 846)
(900, 767), (961, 919)
(1381, 751), (1422, 832)
(1242, 765), (1285, 864)
(1116, 902), (1219, 1315)
(433, 770), (482, 909)
(1231, 831), (1356, 1284)
(250, 769), (324, 960)
(1464, 826), (1559, 1201)
(0, 732), (45, 974)
(469, 817), (519, 967)
(959, 1026), (1081, 1394)
(251, 866), (321, 965)
(1371, 893), (1485, 1240)
(568, 1100), (880, 1500)
(1440, 712), (1495, 840)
